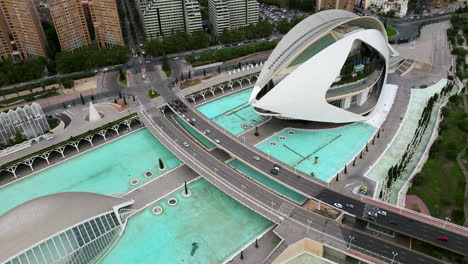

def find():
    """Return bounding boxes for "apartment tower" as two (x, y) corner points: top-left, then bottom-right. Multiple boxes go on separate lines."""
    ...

(143, 0), (202, 38)
(0, 0), (48, 60)
(316, 0), (356, 11)
(49, 0), (91, 52)
(88, 0), (124, 48)
(208, 0), (259, 36)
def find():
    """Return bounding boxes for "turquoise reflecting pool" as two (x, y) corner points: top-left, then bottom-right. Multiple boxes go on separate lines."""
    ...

(197, 88), (268, 135)
(0, 129), (181, 215)
(256, 124), (376, 182)
(102, 179), (273, 264)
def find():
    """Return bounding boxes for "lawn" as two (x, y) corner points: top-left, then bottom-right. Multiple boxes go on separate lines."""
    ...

(386, 27), (398, 37)
(164, 69), (172, 78)
(407, 93), (467, 225)
(148, 89), (159, 99)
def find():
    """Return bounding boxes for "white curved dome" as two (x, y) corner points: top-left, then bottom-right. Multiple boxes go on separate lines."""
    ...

(251, 10), (395, 123)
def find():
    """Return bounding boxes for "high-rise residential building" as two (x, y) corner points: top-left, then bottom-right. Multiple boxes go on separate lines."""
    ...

(49, 0), (91, 52)
(0, 0), (48, 60)
(143, 0), (202, 38)
(184, 0), (203, 34)
(88, 0), (124, 48)
(0, 9), (13, 61)
(316, 0), (355, 12)
(208, 0), (259, 36)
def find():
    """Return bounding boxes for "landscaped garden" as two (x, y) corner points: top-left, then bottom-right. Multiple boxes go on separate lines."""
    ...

(407, 92), (467, 225)
(385, 27), (398, 37)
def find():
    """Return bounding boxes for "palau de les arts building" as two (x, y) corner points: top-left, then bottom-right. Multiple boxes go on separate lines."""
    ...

(251, 10), (400, 124)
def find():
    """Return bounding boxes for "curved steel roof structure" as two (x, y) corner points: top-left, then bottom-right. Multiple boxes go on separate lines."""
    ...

(0, 192), (133, 263)
(250, 10), (396, 123)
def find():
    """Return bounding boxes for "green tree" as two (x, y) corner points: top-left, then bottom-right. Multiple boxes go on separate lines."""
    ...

(80, 93), (85, 105)
(119, 70), (126, 81)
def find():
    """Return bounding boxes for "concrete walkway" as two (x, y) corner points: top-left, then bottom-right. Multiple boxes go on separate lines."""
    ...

(123, 164), (198, 211)
(405, 195), (431, 216)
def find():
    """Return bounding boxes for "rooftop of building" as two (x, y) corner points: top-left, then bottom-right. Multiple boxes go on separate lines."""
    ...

(0, 192), (133, 263)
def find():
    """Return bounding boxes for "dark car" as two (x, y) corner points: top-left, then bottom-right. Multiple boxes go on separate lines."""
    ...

(271, 164), (281, 175)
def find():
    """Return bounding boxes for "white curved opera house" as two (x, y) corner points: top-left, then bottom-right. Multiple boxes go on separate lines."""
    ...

(250, 10), (398, 123)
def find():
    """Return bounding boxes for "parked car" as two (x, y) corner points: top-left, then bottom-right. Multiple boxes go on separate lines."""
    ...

(183, 142), (189, 147)
(334, 203), (343, 209)
(253, 156), (260, 161)
(345, 203), (354, 209)
(214, 139), (221, 144)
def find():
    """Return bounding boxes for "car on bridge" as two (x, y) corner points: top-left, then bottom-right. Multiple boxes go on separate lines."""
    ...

(271, 165), (281, 175)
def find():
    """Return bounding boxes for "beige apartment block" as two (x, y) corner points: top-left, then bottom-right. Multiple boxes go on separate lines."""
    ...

(49, 0), (91, 52)
(0, 0), (48, 60)
(89, 0), (124, 48)
(0, 9), (13, 61)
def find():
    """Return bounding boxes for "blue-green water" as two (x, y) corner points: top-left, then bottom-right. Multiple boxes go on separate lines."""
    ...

(172, 115), (216, 149)
(256, 124), (376, 182)
(0, 129), (181, 215)
(102, 179), (273, 264)
(228, 159), (308, 205)
(197, 88), (268, 135)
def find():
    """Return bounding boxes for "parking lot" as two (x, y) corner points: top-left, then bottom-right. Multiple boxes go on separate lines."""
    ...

(260, 3), (305, 23)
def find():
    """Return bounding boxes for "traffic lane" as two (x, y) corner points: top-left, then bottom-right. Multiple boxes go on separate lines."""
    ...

(168, 96), (468, 254)
(184, 107), (468, 253)
(154, 113), (435, 264)
(154, 111), (437, 263)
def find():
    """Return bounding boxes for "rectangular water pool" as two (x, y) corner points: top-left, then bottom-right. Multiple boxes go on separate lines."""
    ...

(0, 129), (181, 215)
(101, 178), (273, 264)
(256, 124), (376, 182)
(196, 88), (268, 136)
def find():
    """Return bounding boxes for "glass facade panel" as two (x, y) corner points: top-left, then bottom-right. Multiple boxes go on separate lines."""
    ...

(52, 236), (67, 257)
(39, 243), (54, 263)
(91, 219), (102, 237)
(18, 254), (29, 264)
(111, 212), (119, 226)
(25, 249), (37, 264)
(84, 222), (96, 240)
(11, 258), (21, 264)
(78, 224), (91, 243)
(45, 239), (60, 261)
(65, 230), (80, 250)
(32, 247), (45, 263)
(105, 214), (115, 229)
(59, 233), (73, 254)
(100, 215), (111, 231)
(95, 217), (105, 233)
(72, 227), (85, 247)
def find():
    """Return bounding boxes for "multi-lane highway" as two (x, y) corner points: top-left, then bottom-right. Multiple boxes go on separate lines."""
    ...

(141, 104), (442, 264)
(156, 88), (468, 258)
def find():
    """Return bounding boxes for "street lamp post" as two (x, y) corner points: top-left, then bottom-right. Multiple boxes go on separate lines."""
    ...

(391, 251), (398, 264)
(348, 236), (355, 250)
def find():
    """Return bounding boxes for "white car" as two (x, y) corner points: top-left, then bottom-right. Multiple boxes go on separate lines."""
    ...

(174, 57), (179, 60)
(333, 203), (343, 209)
(146, 60), (151, 64)
(142, 74), (147, 80)
(183, 142), (189, 147)
(378, 210), (387, 216)
(214, 139), (220, 144)
(253, 156), (260, 161)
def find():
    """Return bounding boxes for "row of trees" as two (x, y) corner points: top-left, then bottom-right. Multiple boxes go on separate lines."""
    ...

(258, 0), (314, 12)
(145, 31), (211, 56)
(275, 17), (304, 34)
(218, 19), (274, 44)
(186, 41), (277, 66)
(0, 59), (46, 87)
(56, 45), (130, 73)
(447, 14), (468, 80)
(379, 81), (455, 199)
